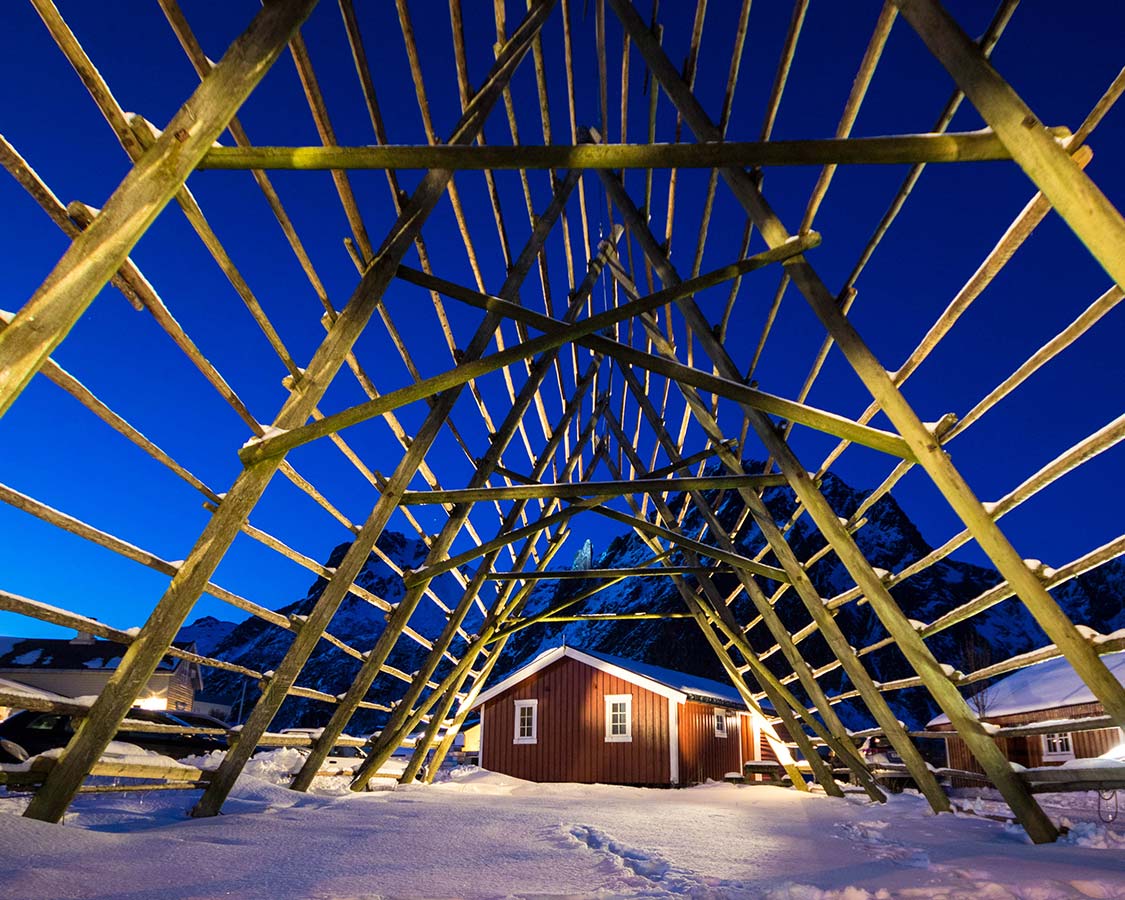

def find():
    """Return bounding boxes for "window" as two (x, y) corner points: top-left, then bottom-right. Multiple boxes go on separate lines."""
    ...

(605, 694), (632, 742)
(28, 715), (66, 731)
(1042, 732), (1073, 759)
(513, 699), (537, 744)
(714, 709), (728, 738)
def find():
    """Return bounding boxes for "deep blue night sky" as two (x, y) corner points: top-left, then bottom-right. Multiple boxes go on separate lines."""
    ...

(1, 1), (1123, 639)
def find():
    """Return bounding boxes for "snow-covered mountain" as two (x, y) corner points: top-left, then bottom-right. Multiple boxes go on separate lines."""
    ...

(495, 462), (1125, 730)
(187, 461), (1125, 732)
(188, 531), (476, 731)
(177, 615), (239, 657)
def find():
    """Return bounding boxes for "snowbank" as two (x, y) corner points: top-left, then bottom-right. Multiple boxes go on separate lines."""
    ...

(0, 775), (1123, 898)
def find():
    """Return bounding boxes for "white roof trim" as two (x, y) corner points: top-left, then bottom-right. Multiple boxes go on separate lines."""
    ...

(470, 646), (688, 709)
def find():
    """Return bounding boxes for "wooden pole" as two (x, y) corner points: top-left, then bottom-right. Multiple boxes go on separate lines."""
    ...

(194, 130), (1042, 171)
(485, 553), (671, 643)
(608, 0), (1057, 840)
(198, 120), (574, 814)
(891, 0), (1125, 292)
(348, 391), (605, 789)
(0, 0), (318, 421)
(399, 473), (787, 504)
(289, 208), (601, 792)
(484, 566), (720, 580)
(397, 265), (916, 461)
(598, 261), (945, 806)
(239, 239), (817, 464)
(396, 439), (613, 783)
(25, 0), (555, 825)
(600, 413), (886, 801)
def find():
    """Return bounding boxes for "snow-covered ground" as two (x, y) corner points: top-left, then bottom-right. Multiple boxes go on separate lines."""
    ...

(1, 768), (1123, 899)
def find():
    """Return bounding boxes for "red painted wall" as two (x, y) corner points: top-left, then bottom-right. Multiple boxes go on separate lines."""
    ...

(481, 655), (671, 784)
(678, 700), (743, 784)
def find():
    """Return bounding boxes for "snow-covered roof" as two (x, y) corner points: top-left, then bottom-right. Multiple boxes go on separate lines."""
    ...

(0, 636), (194, 673)
(470, 645), (754, 710)
(927, 649), (1125, 727)
(0, 676), (77, 706)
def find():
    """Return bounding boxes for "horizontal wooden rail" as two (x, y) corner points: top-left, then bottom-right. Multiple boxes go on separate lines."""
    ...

(484, 566), (721, 580)
(398, 267), (915, 461)
(527, 612), (695, 622)
(592, 506), (790, 583)
(194, 129), (1071, 171)
(240, 240), (815, 465)
(399, 473), (787, 504)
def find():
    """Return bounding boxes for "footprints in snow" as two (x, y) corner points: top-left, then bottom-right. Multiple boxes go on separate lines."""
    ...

(839, 821), (931, 869)
(567, 824), (673, 882)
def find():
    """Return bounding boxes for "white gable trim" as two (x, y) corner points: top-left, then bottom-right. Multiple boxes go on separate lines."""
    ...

(470, 646), (689, 709)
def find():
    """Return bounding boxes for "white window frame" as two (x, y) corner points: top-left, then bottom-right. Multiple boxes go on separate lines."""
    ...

(1041, 731), (1074, 760)
(714, 708), (728, 738)
(605, 693), (633, 743)
(513, 698), (538, 745)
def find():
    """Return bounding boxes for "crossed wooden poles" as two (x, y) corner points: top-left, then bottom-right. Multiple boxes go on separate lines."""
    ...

(0, 0), (1122, 845)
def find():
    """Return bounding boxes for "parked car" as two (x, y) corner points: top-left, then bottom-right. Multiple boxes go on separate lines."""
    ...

(860, 735), (903, 767)
(279, 728), (367, 775)
(859, 735), (915, 793)
(279, 729), (410, 781)
(0, 708), (228, 764)
(168, 710), (230, 731)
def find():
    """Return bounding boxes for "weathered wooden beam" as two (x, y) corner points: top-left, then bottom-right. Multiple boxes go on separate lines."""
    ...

(0, 136), (142, 310)
(353, 409), (607, 788)
(391, 440), (620, 785)
(17, 7), (334, 827)
(402, 503), (594, 588)
(491, 439), (737, 487)
(400, 529), (577, 783)
(594, 154), (948, 810)
(485, 551), (672, 643)
(484, 566), (720, 580)
(419, 536), (636, 778)
(239, 238), (815, 465)
(397, 265), (916, 461)
(406, 454), (638, 780)
(605, 481), (843, 794)
(532, 612), (695, 622)
(293, 239), (596, 792)
(200, 45), (567, 813)
(606, 329), (933, 801)
(891, 0), (1125, 292)
(610, 0), (1056, 841)
(0, 0), (319, 421)
(399, 473), (786, 504)
(591, 506), (790, 583)
(195, 129), (1054, 170)
(26, 0), (553, 827)
(599, 415), (885, 800)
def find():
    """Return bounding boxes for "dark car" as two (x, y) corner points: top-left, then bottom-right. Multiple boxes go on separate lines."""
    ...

(860, 735), (903, 766)
(0, 708), (228, 764)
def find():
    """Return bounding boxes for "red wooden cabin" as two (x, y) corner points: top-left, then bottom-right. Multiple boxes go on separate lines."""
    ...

(469, 646), (781, 786)
(926, 649), (1125, 779)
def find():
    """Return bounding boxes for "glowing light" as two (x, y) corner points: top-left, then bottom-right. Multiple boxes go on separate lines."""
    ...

(135, 695), (167, 711)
